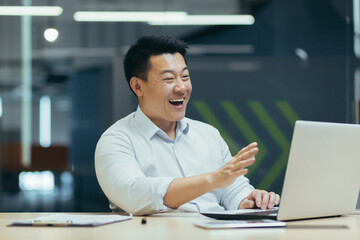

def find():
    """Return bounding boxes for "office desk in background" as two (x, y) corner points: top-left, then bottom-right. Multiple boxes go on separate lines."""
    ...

(1, 212), (360, 240)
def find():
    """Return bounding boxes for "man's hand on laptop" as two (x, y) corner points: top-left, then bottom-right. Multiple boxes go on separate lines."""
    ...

(239, 190), (280, 210)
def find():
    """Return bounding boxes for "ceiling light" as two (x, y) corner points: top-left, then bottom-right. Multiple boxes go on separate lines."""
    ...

(0, 6), (63, 16)
(44, 28), (59, 42)
(73, 11), (188, 22)
(295, 48), (309, 61)
(39, 95), (51, 148)
(148, 15), (255, 25)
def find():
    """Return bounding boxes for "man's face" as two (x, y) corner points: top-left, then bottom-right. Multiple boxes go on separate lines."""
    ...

(137, 52), (192, 128)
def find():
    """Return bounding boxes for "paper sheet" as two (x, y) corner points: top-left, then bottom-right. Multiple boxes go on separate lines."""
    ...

(10, 213), (133, 227)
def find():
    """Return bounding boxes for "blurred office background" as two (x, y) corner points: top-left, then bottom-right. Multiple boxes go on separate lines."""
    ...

(0, 0), (359, 212)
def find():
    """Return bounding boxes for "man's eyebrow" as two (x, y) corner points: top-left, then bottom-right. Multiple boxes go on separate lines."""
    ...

(160, 69), (174, 75)
(160, 67), (188, 75)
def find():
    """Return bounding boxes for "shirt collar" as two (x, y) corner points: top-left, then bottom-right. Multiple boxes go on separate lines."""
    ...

(134, 106), (190, 140)
(178, 117), (190, 135)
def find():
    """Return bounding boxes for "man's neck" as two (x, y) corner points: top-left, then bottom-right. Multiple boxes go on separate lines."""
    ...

(152, 119), (177, 140)
(139, 106), (177, 140)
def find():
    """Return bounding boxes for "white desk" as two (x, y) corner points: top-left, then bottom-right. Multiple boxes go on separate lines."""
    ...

(1, 212), (360, 240)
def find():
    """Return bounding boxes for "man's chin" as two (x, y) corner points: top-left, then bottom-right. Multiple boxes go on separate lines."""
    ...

(171, 112), (186, 121)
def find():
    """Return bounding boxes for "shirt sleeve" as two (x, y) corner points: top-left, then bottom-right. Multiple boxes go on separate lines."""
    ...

(95, 131), (175, 215)
(216, 132), (255, 210)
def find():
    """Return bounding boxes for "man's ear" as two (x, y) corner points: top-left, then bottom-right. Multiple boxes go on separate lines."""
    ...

(129, 77), (144, 97)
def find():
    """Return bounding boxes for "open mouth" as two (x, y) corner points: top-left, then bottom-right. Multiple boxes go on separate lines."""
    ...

(169, 98), (184, 106)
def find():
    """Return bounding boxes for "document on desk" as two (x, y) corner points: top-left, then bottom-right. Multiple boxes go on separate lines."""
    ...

(194, 219), (286, 229)
(10, 213), (133, 227)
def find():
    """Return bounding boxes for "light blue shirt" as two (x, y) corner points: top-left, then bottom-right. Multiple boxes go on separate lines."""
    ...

(95, 106), (254, 215)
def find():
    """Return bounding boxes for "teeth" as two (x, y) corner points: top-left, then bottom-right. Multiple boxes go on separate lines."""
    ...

(169, 98), (184, 103)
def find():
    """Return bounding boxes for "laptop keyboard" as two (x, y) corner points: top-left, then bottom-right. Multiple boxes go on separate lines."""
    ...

(242, 209), (278, 215)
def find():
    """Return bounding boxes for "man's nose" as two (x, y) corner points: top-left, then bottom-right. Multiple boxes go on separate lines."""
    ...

(174, 78), (186, 92)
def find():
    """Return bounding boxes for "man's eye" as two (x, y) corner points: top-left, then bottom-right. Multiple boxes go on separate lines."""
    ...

(182, 75), (189, 79)
(164, 78), (174, 81)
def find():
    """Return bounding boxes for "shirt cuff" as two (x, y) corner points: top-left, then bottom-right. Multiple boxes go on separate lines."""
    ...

(152, 177), (176, 212)
(228, 186), (255, 210)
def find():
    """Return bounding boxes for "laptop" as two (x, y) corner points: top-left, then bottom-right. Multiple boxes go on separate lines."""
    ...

(202, 120), (360, 221)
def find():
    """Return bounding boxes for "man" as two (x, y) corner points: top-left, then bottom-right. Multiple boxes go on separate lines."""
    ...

(95, 35), (280, 215)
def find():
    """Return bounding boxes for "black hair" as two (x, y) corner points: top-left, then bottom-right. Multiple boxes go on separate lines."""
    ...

(123, 35), (188, 94)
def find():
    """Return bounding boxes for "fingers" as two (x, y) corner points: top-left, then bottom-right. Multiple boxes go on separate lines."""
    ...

(232, 146), (258, 164)
(275, 194), (280, 206)
(227, 142), (258, 173)
(225, 147), (257, 180)
(239, 198), (255, 209)
(211, 143), (259, 190)
(268, 192), (276, 209)
(226, 153), (256, 174)
(235, 167), (249, 177)
(233, 148), (258, 169)
(247, 190), (281, 210)
(267, 192), (280, 209)
(235, 142), (258, 158)
(252, 190), (266, 209)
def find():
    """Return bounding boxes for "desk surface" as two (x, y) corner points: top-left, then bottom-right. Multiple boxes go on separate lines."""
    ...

(1, 212), (360, 240)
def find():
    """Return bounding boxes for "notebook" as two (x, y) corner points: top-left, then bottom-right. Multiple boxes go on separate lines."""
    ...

(202, 120), (360, 221)
(10, 213), (132, 227)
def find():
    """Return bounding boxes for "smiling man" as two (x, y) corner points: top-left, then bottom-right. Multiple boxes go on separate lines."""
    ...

(95, 36), (280, 215)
